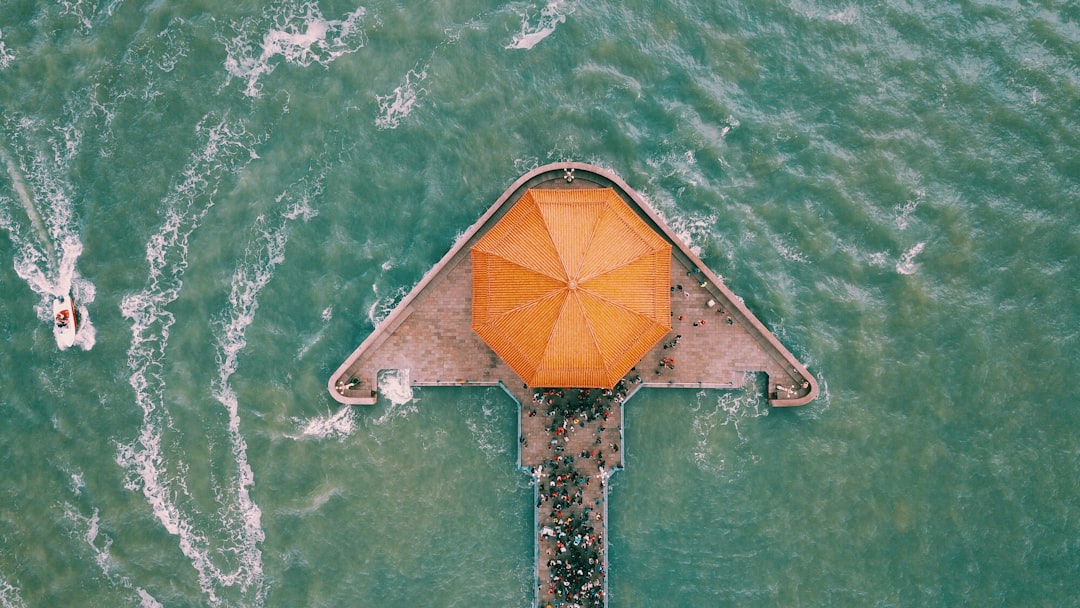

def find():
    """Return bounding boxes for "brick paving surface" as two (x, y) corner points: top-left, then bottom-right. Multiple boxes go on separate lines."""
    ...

(330, 251), (805, 408)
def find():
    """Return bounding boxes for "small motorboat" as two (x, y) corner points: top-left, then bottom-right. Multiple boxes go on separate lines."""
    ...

(53, 294), (77, 349)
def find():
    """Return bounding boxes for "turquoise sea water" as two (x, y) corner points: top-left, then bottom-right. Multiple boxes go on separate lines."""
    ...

(1, 1), (1078, 606)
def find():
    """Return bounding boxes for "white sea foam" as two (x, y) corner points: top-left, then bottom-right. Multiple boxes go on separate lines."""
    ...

(690, 376), (770, 476)
(223, 3), (368, 97)
(0, 577), (26, 608)
(367, 283), (407, 326)
(295, 407), (357, 440)
(0, 29), (15, 70)
(375, 67), (428, 130)
(828, 6), (859, 24)
(894, 190), (923, 230)
(666, 209), (717, 257)
(204, 176), (322, 597)
(465, 400), (508, 462)
(69, 471), (86, 496)
(506, 0), (577, 50)
(896, 241), (926, 275)
(117, 115), (266, 606)
(868, 251), (889, 267)
(378, 368), (415, 405)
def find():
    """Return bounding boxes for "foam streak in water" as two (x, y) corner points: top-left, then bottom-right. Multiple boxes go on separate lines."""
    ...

(206, 184), (320, 582)
(62, 504), (163, 607)
(223, 3), (368, 97)
(896, 242), (926, 275)
(117, 115), (263, 606)
(294, 406), (357, 441)
(58, 0), (124, 32)
(0, 577), (26, 608)
(0, 29), (15, 70)
(375, 67), (428, 130)
(506, 0), (577, 50)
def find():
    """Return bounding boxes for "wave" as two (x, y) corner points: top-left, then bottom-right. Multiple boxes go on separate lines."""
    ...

(0, 29), (15, 70)
(378, 368), (415, 406)
(117, 115), (265, 606)
(506, 0), (577, 50)
(57, 0), (124, 32)
(204, 190), (320, 596)
(293, 406), (357, 441)
(0, 577), (26, 608)
(896, 241), (926, 275)
(223, 2), (368, 98)
(367, 283), (407, 327)
(375, 67), (428, 130)
(690, 374), (770, 476)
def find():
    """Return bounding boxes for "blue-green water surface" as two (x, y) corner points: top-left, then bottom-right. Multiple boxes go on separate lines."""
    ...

(1, 1), (1078, 606)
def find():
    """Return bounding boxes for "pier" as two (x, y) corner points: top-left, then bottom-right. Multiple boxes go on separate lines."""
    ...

(328, 162), (817, 606)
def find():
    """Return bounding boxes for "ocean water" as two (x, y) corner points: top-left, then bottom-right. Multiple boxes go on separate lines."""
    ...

(1, 0), (1078, 606)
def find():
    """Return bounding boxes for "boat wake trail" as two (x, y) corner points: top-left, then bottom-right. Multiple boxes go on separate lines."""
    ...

(61, 500), (162, 608)
(207, 177), (322, 582)
(0, 115), (96, 350)
(117, 115), (267, 606)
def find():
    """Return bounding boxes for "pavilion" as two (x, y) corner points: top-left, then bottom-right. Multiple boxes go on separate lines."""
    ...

(328, 162), (817, 408)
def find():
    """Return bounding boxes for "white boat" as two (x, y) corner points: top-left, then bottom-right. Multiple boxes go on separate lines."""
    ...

(53, 294), (77, 349)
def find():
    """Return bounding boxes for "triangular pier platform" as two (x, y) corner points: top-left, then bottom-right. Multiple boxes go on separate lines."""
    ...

(327, 162), (817, 607)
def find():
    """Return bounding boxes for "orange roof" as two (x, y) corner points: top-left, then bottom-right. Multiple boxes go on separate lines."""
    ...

(471, 188), (671, 388)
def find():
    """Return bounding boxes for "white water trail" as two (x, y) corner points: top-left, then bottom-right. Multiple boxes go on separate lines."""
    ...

(295, 306), (332, 360)
(294, 406), (357, 441)
(61, 503), (163, 607)
(0, 117), (96, 350)
(206, 189), (319, 584)
(0, 143), (49, 252)
(117, 115), (264, 606)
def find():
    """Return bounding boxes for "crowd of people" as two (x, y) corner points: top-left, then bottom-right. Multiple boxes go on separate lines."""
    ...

(537, 454), (606, 606)
(529, 384), (637, 607)
(533, 381), (633, 432)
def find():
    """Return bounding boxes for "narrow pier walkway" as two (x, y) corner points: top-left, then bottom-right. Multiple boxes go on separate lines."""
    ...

(520, 386), (630, 607)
